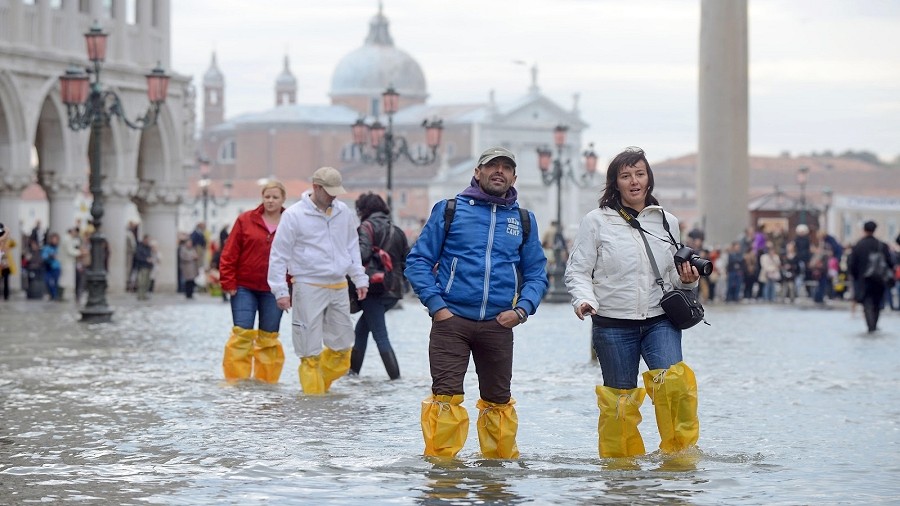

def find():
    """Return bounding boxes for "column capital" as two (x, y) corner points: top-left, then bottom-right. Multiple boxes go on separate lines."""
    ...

(134, 181), (185, 206)
(43, 174), (86, 198)
(0, 174), (34, 194)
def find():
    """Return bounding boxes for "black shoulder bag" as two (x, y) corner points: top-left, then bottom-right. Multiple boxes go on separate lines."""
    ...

(615, 205), (708, 330)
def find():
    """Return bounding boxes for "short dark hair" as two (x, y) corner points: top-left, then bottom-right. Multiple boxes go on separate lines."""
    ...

(355, 192), (390, 221)
(597, 146), (659, 209)
(863, 220), (877, 233)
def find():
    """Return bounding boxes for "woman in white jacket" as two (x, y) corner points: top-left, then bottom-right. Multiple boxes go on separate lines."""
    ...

(564, 147), (701, 459)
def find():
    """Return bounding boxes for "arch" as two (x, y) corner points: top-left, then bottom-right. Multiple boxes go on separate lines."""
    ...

(0, 70), (29, 178)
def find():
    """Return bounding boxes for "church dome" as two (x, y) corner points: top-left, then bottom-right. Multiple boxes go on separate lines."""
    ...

(330, 7), (427, 101)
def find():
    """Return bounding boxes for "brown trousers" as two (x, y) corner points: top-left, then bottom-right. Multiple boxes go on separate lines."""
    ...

(428, 315), (514, 404)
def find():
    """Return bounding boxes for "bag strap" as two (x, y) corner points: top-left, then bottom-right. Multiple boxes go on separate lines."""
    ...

(613, 203), (667, 293)
(637, 228), (666, 293)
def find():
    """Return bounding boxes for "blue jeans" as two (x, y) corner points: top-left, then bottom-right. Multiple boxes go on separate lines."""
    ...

(726, 271), (743, 302)
(230, 287), (282, 332)
(354, 296), (399, 355)
(592, 319), (683, 389)
(44, 268), (60, 300)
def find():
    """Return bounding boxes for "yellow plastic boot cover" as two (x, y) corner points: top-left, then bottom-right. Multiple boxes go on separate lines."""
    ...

(253, 330), (285, 383)
(476, 398), (520, 459)
(299, 355), (326, 395)
(642, 361), (699, 453)
(320, 347), (352, 392)
(223, 326), (256, 381)
(421, 394), (469, 458)
(596, 386), (647, 458)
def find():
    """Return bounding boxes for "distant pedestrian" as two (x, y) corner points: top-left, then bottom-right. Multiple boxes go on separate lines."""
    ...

(41, 232), (61, 300)
(0, 230), (14, 301)
(133, 234), (154, 300)
(847, 221), (895, 332)
(758, 241), (781, 302)
(179, 237), (200, 299)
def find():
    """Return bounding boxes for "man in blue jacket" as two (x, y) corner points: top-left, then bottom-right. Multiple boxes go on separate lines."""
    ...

(406, 146), (548, 459)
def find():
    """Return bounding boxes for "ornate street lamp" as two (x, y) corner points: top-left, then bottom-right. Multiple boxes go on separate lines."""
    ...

(58, 22), (170, 323)
(350, 86), (443, 213)
(536, 125), (597, 302)
(796, 165), (810, 225)
(194, 157), (233, 227)
(821, 187), (833, 234)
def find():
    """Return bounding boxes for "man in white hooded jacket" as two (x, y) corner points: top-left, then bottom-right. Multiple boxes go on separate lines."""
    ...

(268, 166), (368, 394)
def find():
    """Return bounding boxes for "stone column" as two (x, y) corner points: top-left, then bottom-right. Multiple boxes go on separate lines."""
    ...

(698, 0), (748, 246)
(0, 174), (32, 293)
(135, 182), (182, 293)
(45, 175), (84, 298)
(102, 191), (132, 294)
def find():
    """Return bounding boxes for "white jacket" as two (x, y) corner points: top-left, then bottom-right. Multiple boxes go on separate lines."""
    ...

(564, 205), (697, 320)
(267, 194), (368, 300)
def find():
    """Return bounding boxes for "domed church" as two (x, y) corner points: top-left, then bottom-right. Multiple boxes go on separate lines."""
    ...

(196, 4), (592, 237)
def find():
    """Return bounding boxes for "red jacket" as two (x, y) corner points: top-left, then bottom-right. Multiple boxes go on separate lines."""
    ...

(219, 204), (284, 292)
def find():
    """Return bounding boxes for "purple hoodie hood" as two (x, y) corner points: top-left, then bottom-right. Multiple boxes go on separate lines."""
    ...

(459, 177), (518, 207)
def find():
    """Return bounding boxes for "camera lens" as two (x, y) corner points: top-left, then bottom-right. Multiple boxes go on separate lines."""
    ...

(691, 257), (713, 276)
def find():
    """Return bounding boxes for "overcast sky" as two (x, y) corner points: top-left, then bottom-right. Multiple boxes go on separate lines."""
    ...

(170, 0), (900, 163)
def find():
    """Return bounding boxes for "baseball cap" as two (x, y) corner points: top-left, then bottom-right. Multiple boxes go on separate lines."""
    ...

(311, 166), (347, 196)
(477, 147), (516, 168)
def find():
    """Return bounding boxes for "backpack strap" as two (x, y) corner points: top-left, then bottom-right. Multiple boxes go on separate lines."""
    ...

(439, 197), (531, 257)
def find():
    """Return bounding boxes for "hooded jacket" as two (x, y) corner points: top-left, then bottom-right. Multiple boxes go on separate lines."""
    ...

(219, 203), (285, 293)
(405, 183), (548, 321)
(267, 194), (367, 300)
(565, 205), (697, 320)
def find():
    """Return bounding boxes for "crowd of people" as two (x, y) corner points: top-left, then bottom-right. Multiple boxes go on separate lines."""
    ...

(2, 144), (897, 462)
(677, 222), (899, 317)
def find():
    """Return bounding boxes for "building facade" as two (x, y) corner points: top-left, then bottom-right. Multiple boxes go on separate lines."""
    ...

(195, 5), (597, 243)
(0, 0), (194, 293)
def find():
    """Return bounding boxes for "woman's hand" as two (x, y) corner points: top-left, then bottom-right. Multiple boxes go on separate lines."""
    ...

(574, 302), (596, 321)
(677, 262), (700, 284)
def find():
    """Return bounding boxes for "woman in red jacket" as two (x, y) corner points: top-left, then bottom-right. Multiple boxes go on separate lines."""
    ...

(220, 180), (287, 383)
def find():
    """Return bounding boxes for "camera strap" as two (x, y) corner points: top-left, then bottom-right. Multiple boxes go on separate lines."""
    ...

(613, 203), (674, 292)
(613, 203), (680, 247)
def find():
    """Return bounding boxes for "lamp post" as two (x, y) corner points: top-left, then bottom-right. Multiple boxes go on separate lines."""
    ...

(58, 22), (170, 323)
(535, 125), (598, 302)
(796, 165), (809, 225)
(194, 160), (233, 229)
(350, 86), (443, 214)
(821, 187), (833, 234)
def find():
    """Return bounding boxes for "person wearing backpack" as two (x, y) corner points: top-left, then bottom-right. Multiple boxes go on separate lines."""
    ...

(405, 146), (548, 459)
(848, 220), (895, 333)
(350, 193), (409, 380)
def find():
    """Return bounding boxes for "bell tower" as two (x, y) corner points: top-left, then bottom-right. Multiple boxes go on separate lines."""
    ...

(203, 52), (225, 129)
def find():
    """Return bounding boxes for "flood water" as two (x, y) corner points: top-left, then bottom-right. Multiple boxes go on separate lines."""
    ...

(1, 295), (898, 504)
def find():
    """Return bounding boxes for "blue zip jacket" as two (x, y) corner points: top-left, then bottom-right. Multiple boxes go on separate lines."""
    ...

(405, 195), (548, 321)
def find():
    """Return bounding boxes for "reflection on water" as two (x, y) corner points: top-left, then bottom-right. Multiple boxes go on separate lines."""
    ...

(0, 297), (898, 504)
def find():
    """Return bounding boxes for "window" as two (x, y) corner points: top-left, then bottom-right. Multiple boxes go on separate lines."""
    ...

(126, 0), (137, 24)
(218, 140), (236, 163)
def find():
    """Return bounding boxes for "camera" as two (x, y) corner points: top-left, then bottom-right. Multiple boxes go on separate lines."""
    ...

(673, 246), (713, 276)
